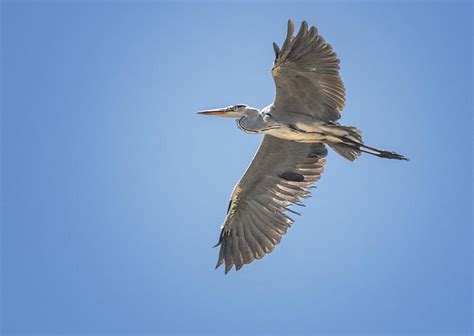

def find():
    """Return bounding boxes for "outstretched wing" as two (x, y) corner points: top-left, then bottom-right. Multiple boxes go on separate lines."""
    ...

(271, 20), (345, 122)
(215, 135), (327, 273)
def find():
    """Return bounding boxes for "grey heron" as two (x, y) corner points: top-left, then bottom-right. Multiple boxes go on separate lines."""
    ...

(198, 20), (408, 274)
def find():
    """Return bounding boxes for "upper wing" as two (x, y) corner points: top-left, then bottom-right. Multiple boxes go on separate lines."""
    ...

(271, 20), (345, 122)
(215, 135), (327, 274)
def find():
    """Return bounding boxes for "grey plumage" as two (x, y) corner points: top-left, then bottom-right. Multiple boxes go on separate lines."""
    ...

(214, 137), (327, 273)
(272, 20), (345, 122)
(198, 20), (408, 274)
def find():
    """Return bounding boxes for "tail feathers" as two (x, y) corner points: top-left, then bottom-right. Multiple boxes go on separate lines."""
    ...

(328, 126), (363, 161)
(338, 126), (362, 143)
(329, 143), (361, 161)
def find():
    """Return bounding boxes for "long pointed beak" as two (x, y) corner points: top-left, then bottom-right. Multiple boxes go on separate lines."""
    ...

(196, 108), (229, 116)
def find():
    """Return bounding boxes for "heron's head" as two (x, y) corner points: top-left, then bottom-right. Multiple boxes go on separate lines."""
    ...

(197, 104), (253, 118)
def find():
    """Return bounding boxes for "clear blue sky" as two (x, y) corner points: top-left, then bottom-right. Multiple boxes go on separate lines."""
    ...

(2, 1), (472, 335)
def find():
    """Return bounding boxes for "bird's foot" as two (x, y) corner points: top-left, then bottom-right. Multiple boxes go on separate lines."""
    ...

(377, 150), (409, 161)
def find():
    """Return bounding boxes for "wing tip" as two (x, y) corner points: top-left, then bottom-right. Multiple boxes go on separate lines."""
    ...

(215, 259), (224, 269)
(301, 20), (308, 32)
(224, 263), (233, 274)
(272, 42), (280, 59)
(308, 25), (318, 40)
(287, 19), (294, 36)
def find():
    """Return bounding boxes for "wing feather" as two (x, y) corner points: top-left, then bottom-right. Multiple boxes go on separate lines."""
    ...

(231, 225), (244, 270)
(223, 238), (234, 274)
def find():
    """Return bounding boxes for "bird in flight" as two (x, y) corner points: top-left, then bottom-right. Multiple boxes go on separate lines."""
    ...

(198, 20), (408, 274)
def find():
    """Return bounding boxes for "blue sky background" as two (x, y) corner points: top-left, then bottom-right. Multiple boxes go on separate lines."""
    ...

(1, 1), (472, 335)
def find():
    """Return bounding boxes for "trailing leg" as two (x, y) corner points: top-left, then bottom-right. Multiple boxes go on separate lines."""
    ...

(340, 137), (408, 161)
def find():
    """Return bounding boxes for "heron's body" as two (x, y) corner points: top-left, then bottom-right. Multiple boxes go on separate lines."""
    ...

(238, 107), (356, 143)
(198, 20), (408, 274)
